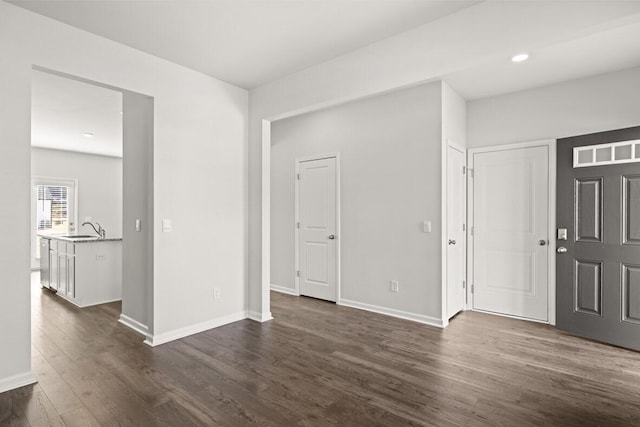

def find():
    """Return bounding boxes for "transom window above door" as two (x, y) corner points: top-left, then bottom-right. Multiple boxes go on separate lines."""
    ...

(574, 140), (640, 168)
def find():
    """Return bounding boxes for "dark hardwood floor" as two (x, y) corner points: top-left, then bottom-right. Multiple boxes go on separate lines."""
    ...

(2, 276), (640, 426)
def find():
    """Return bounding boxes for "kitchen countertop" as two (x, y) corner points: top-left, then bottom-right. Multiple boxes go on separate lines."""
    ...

(39, 234), (123, 243)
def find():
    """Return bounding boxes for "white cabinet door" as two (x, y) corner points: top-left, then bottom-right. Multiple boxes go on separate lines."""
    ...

(66, 254), (75, 298)
(49, 249), (59, 291)
(58, 251), (67, 296)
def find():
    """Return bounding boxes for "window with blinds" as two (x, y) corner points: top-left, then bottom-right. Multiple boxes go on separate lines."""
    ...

(36, 185), (69, 232)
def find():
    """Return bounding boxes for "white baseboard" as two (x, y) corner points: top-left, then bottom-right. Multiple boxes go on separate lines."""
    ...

(58, 294), (122, 308)
(248, 310), (273, 322)
(270, 284), (298, 296)
(144, 311), (247, 347)
(118, 314), (150, 338)
(338, 298), (444, 328)
(0, 371), (38, 394)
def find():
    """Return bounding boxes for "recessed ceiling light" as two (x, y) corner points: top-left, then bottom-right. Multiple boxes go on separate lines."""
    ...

(83, 133), (95, 138)
(511, 53), (529, 63)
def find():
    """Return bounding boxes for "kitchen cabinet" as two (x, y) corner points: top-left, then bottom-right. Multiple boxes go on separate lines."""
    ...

(56, 242), (75, 298)
(39, 235), (122, 307)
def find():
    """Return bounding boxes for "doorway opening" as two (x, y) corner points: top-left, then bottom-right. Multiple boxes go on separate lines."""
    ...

(30, 67), (154, 342)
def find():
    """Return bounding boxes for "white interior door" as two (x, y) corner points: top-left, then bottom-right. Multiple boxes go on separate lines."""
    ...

(447, 145), (466, 319)
(297, 157), (337, 302)
(472, 146), (549, 321)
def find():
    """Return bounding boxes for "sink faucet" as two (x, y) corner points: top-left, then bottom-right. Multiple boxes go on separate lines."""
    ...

(82, 221), (106, 239)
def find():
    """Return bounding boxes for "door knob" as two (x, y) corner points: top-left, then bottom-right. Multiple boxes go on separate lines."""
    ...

(539, 240), (547, 246)
(448, 239), (456, 245)
(328, 235), (335, 240)
(557, 247), (567, 253)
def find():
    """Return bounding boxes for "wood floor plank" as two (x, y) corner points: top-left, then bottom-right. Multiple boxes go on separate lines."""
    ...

(59, 407), (101, 427)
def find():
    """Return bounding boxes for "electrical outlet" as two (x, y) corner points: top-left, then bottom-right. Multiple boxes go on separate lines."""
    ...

(213, 288), (221, 300)
(390, 280), (399, 292)
(96, 254), (106, 261)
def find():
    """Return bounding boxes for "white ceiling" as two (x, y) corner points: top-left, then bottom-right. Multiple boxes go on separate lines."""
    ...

(10, 0), (479, 89)
(447, 14), (640, 100)
(31, 70), (123, 157)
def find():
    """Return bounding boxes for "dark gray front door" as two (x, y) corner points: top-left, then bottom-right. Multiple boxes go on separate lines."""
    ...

(557, 126), (640, 351)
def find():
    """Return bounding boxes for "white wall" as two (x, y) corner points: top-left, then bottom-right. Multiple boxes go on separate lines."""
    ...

(121, 93), (154, 336)
(31, 148), (123, 237)
(467, 66), (640, 148)
(442, 82), (467, 148)
(0, 2), (247, 389)
(271, 83), (443, 322)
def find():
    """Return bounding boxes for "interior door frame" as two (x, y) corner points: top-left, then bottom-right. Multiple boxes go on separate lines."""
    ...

(445, 140), (468, 318)
(467, 139), (557, 325)
(294, 153), (341, 301)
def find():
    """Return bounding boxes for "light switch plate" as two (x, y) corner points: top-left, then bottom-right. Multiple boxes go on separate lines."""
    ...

(162, 219), (172, 232)
(422, 221), (432, 233)
(135, 219), (141, 232)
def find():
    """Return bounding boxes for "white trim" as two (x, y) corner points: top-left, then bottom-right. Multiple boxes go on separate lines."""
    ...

(57, 294), (121, 308)
(472, 308), (551, 325)
(548, 140), (557, 326)
(260, 120), (272, 326)
(294, 153), (341, 302)
(144, 311), (247, 347)
(270, 284), (299, 296)
(339, 299), (444, 328)
(467, 139), (556, 325)
(441, 138), (448, 327)
(248, 310), (273, 322)
(0, 372), (38, 394)
(118, 314), (150, 338)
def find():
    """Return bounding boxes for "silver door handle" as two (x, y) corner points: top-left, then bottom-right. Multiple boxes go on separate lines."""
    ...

(557, 247), (567, 253)
(448, 239), (456, 245)
(328, 235), (335, 240)
(539, 240), (547, 246)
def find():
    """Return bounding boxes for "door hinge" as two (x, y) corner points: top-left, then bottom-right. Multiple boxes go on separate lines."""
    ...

(296, 222), (300, 229)
(470, 226), (474, 236)
(471, 284), (474, 294)
(462, 223), (466, 232)
(463, 166), (466, 175)
(296, 270), (300, 277)
(297, 173), (300, 180)
(468, 168), (474, 178)
(463, 280), (466, 289)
